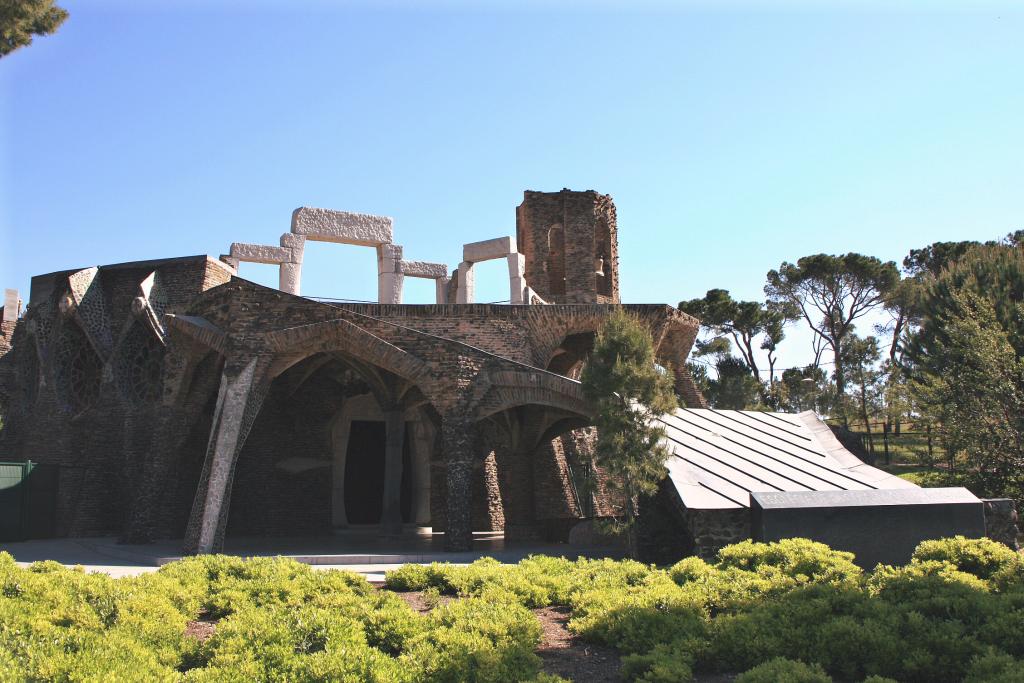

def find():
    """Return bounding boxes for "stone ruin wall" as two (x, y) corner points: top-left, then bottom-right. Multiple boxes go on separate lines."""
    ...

(0, 257), (234, 537)
(517, 189), (620, 305)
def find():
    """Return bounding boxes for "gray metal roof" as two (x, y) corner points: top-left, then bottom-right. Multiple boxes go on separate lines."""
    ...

(658, 409), (917, 510)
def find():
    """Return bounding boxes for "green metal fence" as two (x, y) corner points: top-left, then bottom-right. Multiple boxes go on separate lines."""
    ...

(0, 461), (58, 542)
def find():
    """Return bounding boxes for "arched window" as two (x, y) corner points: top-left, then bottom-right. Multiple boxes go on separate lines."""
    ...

(55, 321), (103, 414)
(595, 218), (613, 298)
(116, 323), (165, 404)
(547, 223), (566, 297)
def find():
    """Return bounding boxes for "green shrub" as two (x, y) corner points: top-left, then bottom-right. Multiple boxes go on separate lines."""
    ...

(912, 536), (1022, 581)
(964, 651), (1024, 683)
(620, 640), (696, 682)
(734, 657), (832, 683)
(2, 539), (1023, 681)
(715, 538), (862, 585)
(404, 596), (543, 682)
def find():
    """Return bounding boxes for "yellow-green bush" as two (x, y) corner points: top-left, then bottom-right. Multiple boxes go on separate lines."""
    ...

(734, 657), (831, 683)
(2, 537), (1023, 681)
(912, 535), (1022, 581)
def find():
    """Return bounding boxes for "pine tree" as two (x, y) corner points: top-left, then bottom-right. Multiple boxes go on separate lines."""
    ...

(580, 308), (679, 557)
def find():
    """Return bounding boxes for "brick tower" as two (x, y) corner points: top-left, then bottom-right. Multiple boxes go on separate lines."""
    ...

(515, 189), (619, 304)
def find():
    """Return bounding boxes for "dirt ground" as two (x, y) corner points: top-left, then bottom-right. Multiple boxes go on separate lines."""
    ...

(534, 605), (624, 682)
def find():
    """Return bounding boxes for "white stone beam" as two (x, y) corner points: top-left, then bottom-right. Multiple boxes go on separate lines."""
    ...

(291, 207), (394, 247)
(400, 260), (449, 279)
(229, 243), (289, 265)
(463, 236), (517, 263)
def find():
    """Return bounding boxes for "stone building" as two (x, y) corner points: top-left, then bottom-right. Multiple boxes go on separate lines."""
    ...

(0, 189), (707, 554)
(1, 188), (1008, 561)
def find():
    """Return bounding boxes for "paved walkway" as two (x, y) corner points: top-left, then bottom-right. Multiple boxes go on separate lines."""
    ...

(0, 531), (624, 579)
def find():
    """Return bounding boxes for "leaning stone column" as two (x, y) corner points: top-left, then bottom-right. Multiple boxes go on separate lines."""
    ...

(183, 357), (266, 555)
(442, 416), (474, 551)
(380, 408), (406, 534)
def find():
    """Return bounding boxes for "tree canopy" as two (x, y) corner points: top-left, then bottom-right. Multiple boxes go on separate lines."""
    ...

(0, 0), (67, 58)
(765, 253), (899, 414)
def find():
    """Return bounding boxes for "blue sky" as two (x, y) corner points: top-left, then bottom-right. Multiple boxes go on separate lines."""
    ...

(2, 0), (1021, 372)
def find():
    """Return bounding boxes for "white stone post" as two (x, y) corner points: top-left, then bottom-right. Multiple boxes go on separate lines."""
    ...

(378, 244), (404, 304)
(456, 261), (475, 304)
(435, 276), (450, 305)
(2, 289), (20, 323)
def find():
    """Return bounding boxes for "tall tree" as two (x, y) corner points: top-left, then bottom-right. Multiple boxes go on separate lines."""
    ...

(703, 355), (763, 410)
(778, 365), (830, 414)
(909, 291), (1024, 502)
(679, 290), (797, 388)
(907, 245), (1024, 502)
(760, 302), (796, 385)
(679, 289), (765, 378)
(0, 0), (68, 57)
(843, 334), (882, 450)
(765, 253), (899, 420)
(580, 308), (678, 557)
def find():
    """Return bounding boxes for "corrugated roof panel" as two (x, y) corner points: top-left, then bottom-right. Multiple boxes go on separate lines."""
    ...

(666, 411), (882, 490)
(660, 419), (835, 492)
(659, 409), (918, 510)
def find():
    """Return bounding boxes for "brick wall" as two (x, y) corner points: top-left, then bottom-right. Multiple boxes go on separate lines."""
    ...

(516, 189), (619, 304)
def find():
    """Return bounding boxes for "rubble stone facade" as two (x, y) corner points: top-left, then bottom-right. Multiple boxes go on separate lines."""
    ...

(0, 190), (704, 555)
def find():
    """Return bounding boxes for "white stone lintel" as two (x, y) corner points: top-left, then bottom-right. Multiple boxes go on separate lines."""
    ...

(401, 260), (449, 279)
(230, 243), (290, 265)
(463, 236), (517, 263)
(291, 207), (394, 247)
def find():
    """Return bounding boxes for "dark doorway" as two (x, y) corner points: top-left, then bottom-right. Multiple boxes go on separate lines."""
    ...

(343, 420), (414, 525)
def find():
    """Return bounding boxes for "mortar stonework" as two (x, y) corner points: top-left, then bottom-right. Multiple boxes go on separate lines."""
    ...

(0, 190), (710, 556)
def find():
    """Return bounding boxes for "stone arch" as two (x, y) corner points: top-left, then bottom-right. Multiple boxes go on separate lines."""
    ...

(470, 369), (590, 422)
(264, 317), (432, 392)
(529, 309), (609, 369)
(655, 320), (706, 408)
(545, 331), (596, 379)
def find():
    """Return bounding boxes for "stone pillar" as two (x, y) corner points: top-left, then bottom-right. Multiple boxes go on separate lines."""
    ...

(507, 253), (527, 305)
(497, 445), (539, 541)
(378, 244), (404, 304)
(183, 357), (266, 555)
(410, 419), (433, 525)
(442, 416), (474, 551)
(456, 262), (474, 304)
(435, 276), (451, 305)
(381, 409), (405, 533)
(2, 289), (20, 323)
(279, 234), (305, 295)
